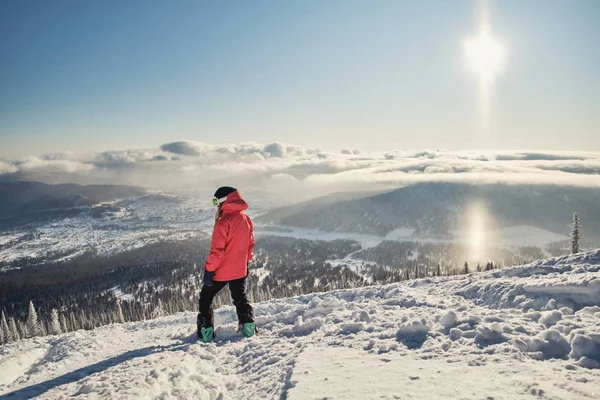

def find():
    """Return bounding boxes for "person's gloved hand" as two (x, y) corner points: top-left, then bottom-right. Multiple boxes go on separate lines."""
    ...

(203, 270), (214, 286)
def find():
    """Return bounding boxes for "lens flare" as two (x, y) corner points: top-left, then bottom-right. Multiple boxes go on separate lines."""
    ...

(463, 200), (496, 263)
(464, 29), (506, 96)
(463, 2), (506, 131)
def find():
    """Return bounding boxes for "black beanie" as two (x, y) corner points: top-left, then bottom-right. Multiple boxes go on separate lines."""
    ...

(214, 186), (237, 199)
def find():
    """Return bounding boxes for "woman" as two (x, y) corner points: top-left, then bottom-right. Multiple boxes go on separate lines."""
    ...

(197, 186), (256, 342)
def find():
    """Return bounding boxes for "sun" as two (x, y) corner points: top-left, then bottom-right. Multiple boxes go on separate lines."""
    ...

(464, 28), (506, 91)
(463, 4), (507, 131)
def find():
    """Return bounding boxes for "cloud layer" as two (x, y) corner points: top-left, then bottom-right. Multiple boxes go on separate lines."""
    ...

(2, 141), (600, 199)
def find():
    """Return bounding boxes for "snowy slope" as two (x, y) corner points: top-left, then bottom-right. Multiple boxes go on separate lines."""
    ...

(0, 191), (276, 268)
(1, 251), (599, 399)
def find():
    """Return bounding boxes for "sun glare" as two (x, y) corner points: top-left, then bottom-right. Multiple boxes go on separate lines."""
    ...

(463, 200), (495, 264)
(464, 29), (505, 91)
(463, 3), (506, 133)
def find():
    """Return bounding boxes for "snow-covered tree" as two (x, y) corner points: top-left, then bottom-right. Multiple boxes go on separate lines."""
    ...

(26, 301), (41, 337)
(59, 313), (68, 334)
(49, 309), (62, 335)
(68, 312), (78, 331)
(9, 318), (19, 342)
(151, 299), (165, 319)
(0, 311), (7, 344)
(571, 212), (582, 254)
(463, 262), (469, 275)
(79, 310), (88, 330)
(115, 300), (125, 323)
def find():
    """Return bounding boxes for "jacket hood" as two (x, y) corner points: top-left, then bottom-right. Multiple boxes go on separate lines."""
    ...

(221, 190), (249, 212)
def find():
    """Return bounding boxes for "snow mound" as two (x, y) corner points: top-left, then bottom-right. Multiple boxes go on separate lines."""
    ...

(474, 323), (508, 347)
(517, 329), (571, 360)
(494, 249), (600, 278)
(280, 316), (324, 337)
(571, 334), (600, 369)
(396, 318), (431, 349)
(439, 310), (458, 329)
(457, 250), (600, 311)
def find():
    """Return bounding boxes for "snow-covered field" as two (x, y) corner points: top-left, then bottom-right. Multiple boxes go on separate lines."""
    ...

(1, 250), (599, 399)
(0, 192), (277, 268)
(0, 194), (218, 267)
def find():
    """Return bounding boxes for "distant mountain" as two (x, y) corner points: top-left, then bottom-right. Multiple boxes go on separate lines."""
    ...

(0, 181), (147, 220)
(258, 182), (600, 238)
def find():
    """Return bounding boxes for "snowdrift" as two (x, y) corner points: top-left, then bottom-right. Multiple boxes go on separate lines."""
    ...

(1, 250), (599, 399)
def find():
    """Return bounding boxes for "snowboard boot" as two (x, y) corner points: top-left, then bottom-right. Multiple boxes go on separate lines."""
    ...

(197, 313), (214, 343)
(239, 322), (257, 338)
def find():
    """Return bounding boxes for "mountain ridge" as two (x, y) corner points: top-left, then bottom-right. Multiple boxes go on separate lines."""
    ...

(258, 182), (600, 238)
(0, 181), (147, 220)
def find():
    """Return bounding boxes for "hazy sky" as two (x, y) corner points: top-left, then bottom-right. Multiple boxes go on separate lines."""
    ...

(1, 0), (598, 158)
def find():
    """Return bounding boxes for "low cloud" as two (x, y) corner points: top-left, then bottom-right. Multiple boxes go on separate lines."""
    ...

(1, 143), (600, 200)
(11, 156), (94, 175)
(160, 141), (203, 156)
(0, 160), (18, 174)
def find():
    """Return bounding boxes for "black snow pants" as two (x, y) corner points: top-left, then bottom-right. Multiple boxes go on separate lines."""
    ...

(198, 276), (254, 328)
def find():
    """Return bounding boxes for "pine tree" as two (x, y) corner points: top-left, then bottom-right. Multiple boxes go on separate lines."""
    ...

(9, 318), (19, 342)
(59, 313), (68, 334)
(49, 309), (62, 335)
(18, 319), (28, 340)
(0, 312), (6, 344)
(26, 301), (41, 337)
(436, 264), (441, 277)
(69, 312), (78, 331)
(463, 262), (469, 275)
(115, 300), (125, 323)
(151, 299), (165, 319)
(571, 212), (582, 254)
(0, 310), (10, 344)
(79, 310), (88, 330)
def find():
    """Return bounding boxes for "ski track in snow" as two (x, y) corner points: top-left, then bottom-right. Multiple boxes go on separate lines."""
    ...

(1, 251), (600, 399)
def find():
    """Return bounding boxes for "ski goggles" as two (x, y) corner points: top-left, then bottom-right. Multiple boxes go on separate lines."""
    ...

(212, 196), (227, 207)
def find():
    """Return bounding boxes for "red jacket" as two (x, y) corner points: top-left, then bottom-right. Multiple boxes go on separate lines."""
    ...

(205, 191), (255, 281)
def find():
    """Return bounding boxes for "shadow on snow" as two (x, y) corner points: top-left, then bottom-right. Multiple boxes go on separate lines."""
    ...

(0, 339), (195, 399)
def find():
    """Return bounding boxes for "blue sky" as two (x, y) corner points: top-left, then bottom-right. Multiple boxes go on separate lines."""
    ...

(1, 0), (598, 157)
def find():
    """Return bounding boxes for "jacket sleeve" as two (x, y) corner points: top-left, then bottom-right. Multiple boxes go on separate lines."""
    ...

(205, 218), (228, 272)
(247, 217), (255, 261)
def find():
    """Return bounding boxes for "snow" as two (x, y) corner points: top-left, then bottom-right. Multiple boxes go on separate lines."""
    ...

(288, 345), (597, 400)
(1, 250), (599, 399)
(384, 227), (415, 240)
(0, 234), (23, 247)
(457, 251), (600, 311)
(110, 286), (135, 302)
(258, 224), (567, 250)
(493, 225), (567, 247)
(0, 193), (222, 267)
(0, 347), (48, 386)
(254, 226), (384, 249)
(439, 310), (458, 328)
